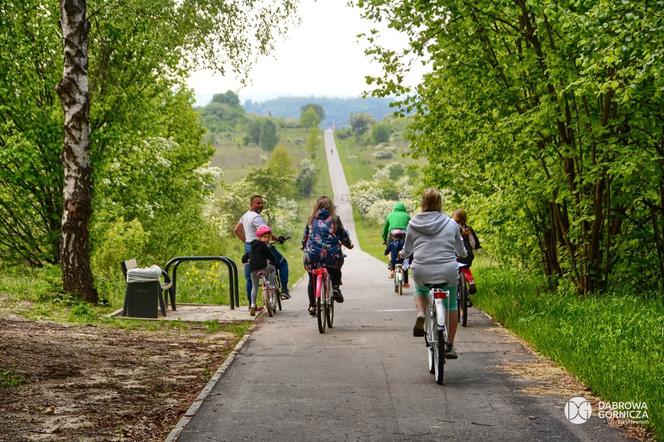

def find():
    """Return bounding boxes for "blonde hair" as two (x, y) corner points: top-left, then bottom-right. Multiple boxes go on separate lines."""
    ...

(421, 188), (442, 212)
(308, 196), (336, 223)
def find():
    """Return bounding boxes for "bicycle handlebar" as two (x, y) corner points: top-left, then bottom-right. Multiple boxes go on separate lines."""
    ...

(271, 235), (291, 245)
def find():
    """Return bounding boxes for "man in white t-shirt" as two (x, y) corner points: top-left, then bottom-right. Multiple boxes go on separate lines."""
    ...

(235, 195), (290, 305)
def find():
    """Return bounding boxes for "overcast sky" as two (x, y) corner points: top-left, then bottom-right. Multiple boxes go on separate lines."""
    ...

(187, 1), (419, 106)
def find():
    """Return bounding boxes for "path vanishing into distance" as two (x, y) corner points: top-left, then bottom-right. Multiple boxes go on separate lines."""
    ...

(176, 129), (633, 441)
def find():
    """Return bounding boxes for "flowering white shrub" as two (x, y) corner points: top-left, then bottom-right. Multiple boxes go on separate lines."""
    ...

(263, 197), (298, 236)
(373, 162), (405, 181)
(350, 163), (419, 223)
(366, 199), (394, 222)
(205, 177), (299, 239)
(350, 180), (384, 215)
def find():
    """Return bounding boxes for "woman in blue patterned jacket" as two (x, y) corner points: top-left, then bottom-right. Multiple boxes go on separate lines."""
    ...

(302, 196), (354, 316)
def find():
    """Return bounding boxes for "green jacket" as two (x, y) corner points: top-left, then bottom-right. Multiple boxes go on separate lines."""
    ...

(382, 202), (411, 242)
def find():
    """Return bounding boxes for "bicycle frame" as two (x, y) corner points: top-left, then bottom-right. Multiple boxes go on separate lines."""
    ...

(312, 267), (333, 333)
(313, 267), (329, 301)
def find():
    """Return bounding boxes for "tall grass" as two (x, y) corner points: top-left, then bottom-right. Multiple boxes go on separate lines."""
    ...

(474, 263), (663, 438)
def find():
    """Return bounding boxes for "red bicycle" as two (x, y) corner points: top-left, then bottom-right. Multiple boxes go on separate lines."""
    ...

(313, 267), (334, 333)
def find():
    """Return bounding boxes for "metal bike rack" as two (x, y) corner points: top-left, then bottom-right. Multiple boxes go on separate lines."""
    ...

(164, 256), (240, 310)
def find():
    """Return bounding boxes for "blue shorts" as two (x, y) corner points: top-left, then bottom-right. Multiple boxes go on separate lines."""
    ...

(414, 283), (458, 311)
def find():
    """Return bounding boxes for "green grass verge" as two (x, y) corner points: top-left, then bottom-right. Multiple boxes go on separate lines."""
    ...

(0, 265), (254, 334)
(473, 263), (663, 438)
(334, 131), (423, 186)
(352, 208), (386, 262)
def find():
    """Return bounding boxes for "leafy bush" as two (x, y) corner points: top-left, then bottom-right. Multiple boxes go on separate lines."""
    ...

(336, 128), (353, 139)
(295, 159), (316, 196)
(373, 162), (405, 181)
(371, 122), (391, 144)
(374, 150), (393, 159)
(68, 302), (98, 323)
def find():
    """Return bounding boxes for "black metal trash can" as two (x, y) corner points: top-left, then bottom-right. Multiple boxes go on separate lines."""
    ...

(124, 281), (159, 318)
(123, 266), (162, 318)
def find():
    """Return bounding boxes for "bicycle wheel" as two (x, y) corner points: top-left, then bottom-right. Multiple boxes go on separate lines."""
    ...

(459, 273), (468, 327)
(262, 281), (274, 317)
(326, 297), (334, 329)
(425, 313), (435, 374)
(270, 286), (278, 315)
(433, 329), (445, 385)
(316, 279), (326, 333)
(274, 271), (283, 311)
(326, 276), (335, 328)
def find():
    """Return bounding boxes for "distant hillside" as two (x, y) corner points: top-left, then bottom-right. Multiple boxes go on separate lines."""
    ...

(242, 96), (396, 127)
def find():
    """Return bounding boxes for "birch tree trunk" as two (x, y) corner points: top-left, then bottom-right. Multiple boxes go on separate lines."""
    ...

(56, 0), (98, 302)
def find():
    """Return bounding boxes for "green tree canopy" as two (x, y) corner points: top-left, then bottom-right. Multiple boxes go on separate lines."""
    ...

(300, 106), (320, 129)
(260, 119), (279, 151)
(212, 90), (241, 106)
(357, 0), (664, 294)
(0, 0), (298, 273)
(300, 103), (325, 127)
(350, 112), (375, 137)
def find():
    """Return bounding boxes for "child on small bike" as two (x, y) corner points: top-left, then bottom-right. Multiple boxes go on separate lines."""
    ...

(382, 202), (411, 278)
(246, 225), (278, 316)
(383, 231), (409, 287)
(452, 209), (481, 295)
(302, 196), (354, 316)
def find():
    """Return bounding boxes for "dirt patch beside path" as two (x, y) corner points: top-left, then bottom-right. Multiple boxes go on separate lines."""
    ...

(0, 318), (243, 441)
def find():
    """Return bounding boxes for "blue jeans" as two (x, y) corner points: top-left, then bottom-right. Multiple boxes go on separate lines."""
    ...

(244, 243), (289, 304)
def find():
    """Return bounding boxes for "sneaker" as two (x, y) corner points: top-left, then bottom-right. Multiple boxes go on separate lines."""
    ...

(280, 290), (291, 300)
(468, 283), (477, 294)
(250, 305), (256, 316)
(445, 343), (458, 359)
(308, 305), (316, 316)
(388, 270), (394, 279)
(413, 315), (425, 337)
(403, 283), (411, 289)
(332, 288), (344, 303)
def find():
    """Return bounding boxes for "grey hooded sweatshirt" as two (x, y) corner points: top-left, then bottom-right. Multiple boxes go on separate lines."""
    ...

(402, 211), (467, 287)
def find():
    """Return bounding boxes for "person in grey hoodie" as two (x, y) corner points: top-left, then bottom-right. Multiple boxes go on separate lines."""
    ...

(401, 188), (467, 358)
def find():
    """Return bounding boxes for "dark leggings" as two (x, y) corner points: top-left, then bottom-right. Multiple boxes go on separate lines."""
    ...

(307, 268), (341, 306)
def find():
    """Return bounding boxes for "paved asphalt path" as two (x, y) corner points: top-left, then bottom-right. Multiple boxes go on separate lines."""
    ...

(178, 130), (632, 441)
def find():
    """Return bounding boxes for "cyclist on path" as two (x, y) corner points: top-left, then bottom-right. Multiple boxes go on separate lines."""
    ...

(245, 225), (278, 316)
(235, 195), (290, 306)
(401, 188), (466, 358)
(302, 196), (354, 316)
(382, 202), (411, 280)
(452, 208), (480, 296)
